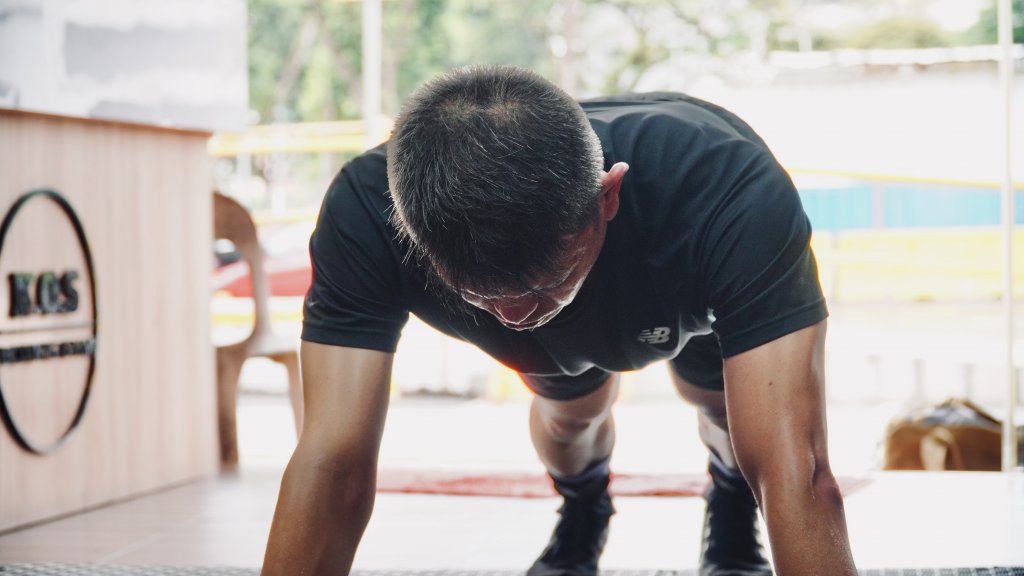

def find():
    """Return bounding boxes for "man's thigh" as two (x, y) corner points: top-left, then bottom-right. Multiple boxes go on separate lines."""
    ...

(670, 332), (725, 392)
(668, 333), (731, 420)
(519, 366), (614, 401)
(521, 367), (619, 425)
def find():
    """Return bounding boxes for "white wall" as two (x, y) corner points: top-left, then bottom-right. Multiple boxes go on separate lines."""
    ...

(0, 0), (248, 131)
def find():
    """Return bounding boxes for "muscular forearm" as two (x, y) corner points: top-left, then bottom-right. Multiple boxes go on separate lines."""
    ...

(262, 445), (377, 575)
(759, 469), (857, 576)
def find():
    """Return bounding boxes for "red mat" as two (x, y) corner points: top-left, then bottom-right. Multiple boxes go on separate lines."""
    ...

(377, 469), (872, 499)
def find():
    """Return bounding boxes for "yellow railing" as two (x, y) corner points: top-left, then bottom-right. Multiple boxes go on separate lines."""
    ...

(813, 228), (1024, 302)
(208, 124), (1024, 305)
(788, 166), (1023, 191)
(207, 119), (392, 156)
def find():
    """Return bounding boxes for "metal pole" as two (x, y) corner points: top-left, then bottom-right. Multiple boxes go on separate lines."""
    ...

(362, 0), (383, 149)
(998, 0), (1019, 472)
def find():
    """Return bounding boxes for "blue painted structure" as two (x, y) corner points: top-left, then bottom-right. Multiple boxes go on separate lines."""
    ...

(797, 182), (1024, 231)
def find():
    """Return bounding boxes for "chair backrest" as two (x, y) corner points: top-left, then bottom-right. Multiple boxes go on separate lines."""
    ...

(213, 192), (273, 345)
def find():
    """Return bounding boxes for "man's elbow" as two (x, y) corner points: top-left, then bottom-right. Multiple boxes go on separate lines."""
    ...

(285, 440), (380, 519)
(744, 451), (844, 511)
(263, 444), (378, 576)
(810, 458), (845, 512)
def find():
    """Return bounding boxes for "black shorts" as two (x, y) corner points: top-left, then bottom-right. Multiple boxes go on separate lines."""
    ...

(519, 332), (725, 401)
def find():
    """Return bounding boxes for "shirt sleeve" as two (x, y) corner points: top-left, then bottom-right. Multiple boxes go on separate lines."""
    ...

(700, 148), (827, 358)
(301, 157), (410, 352)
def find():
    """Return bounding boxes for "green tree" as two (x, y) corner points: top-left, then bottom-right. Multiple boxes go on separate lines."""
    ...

(247, 0), (362, 123)
(248, 0), (307, 122)
(847, 17), (952, 49)
(965, 0), (1024, 44)
(247, 0), (813, 122)
(573, 0), (792, 95)
(247, 0), (477, 122)
(440, 0), (556, 76)
(390, 0), (451, 116)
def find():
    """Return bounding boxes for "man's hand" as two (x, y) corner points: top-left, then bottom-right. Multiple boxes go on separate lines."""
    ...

(261, 342), (394, 576)
(723, 320), (858, 575)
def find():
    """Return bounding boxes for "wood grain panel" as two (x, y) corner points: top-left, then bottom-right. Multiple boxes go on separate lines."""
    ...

(0, 109), (218, 532)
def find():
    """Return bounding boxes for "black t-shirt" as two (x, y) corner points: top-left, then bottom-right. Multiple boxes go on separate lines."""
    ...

(302, 93), (827, 381)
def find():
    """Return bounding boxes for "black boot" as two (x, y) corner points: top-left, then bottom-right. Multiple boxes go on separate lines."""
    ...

(698, 456), (773, 576)
(528, 459), (615, 576)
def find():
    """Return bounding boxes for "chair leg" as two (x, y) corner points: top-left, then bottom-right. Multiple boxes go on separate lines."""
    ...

(216, 349), (246, 467)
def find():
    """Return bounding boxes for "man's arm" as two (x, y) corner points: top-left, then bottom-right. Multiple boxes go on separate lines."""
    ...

(262, 341), (394, 575)
(722, 320), (857, 575)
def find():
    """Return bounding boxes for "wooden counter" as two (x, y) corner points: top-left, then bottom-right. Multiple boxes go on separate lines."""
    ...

(0, 108), (218, 532)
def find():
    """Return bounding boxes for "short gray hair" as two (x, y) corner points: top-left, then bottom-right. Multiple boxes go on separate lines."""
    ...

(387, 65), (604, 297)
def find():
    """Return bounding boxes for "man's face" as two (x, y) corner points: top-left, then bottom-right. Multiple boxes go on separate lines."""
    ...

(436, 160), (626, 330)
(456, 220), (606, 331)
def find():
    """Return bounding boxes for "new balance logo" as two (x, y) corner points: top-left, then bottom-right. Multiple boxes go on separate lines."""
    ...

(637, 326), (671, 345)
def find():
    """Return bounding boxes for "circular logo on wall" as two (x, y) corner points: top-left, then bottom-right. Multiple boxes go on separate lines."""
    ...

(0, 189), (97, 455)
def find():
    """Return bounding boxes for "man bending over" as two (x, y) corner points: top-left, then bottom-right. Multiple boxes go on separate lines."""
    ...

(262, 65), (858, 576)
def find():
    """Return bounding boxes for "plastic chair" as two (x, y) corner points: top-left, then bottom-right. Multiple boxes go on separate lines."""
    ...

(213, 192), (302, 466)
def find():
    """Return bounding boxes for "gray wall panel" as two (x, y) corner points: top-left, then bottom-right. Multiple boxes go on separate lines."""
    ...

(0, 0), (247, 131)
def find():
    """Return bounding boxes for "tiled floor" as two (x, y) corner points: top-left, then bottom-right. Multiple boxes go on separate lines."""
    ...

(4, 300), (1024, 571)
(1, 395), (1023, 571)
(1, 463), (1022, 571)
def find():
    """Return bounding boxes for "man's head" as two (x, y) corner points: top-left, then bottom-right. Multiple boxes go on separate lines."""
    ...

(387, 65), (626, 329)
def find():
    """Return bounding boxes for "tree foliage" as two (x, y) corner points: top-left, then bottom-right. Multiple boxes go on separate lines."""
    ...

(246, 0), (1003, 125)
(966, 0), (1024, 44)
(848, 17), (952, 49)
(248, 0), (307, 123)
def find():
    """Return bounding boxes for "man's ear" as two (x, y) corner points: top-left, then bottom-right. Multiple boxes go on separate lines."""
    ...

(598, 162), (628, 221)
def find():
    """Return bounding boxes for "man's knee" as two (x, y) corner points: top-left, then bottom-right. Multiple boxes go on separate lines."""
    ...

(535, 411), (603, 444)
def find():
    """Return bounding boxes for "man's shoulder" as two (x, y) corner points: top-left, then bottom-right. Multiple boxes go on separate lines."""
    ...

(313, 143), (400, 266)
(581, 91), (701, 107)
(581, 92), (769, 154)
(336, 143), (389, 188)
(323, 143), (392, 212)
(581, 92), (725, 118)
